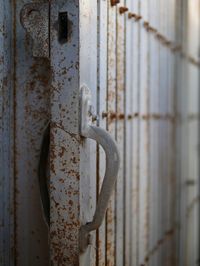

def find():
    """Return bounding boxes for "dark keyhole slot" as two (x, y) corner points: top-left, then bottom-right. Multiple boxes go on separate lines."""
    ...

(59, 12), (68, 43)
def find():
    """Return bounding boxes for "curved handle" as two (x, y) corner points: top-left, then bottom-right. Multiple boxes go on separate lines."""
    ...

(79, 86), (120, 252)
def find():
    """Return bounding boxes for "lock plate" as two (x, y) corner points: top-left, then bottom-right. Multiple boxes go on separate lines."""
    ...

(20, 3), (49, 58)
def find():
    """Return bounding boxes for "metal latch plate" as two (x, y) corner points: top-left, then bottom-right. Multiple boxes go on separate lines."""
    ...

(20, 3), (49, 58)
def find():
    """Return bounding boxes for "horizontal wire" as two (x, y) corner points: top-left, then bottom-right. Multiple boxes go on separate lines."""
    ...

(113, 3), (200, 68)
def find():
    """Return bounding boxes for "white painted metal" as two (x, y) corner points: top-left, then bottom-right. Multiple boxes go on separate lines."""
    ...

(116, 3), (125, 266)
(79, 85), (120, 254)
(125, 0), (132, 265)
(79, 1), (98, 265)
(138, 1), (150, 265)
(148, 0), (160, 264)
(130, 1), (140, 265)
(181, 1), (200, 265)
(0, 0), (200, 265)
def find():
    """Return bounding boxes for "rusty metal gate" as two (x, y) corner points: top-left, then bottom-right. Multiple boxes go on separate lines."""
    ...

(0, 0), (200, 265)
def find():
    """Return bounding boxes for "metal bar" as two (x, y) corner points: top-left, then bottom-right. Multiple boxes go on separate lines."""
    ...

(125, 0), (132, 264)
(97, 0), (108, 264)
(138, 0), (150, 264)
(106, 2), (117, 265)
(116, 2), (125, 265)
(130, 0), (140, 264)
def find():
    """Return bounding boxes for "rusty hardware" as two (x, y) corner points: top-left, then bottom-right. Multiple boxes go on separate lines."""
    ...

(79, 85), (120, 252)
(134, 15), (142, 21)
(128, 12), (142, 21)
(164, 40), (172, 46)
(111, 0), (120, 6)
(20, 3), (49, 58)
(119, 7), (129, 14)
(148, 26), (157, 33)
(143, 21), (149, 28)
(38, 122), (50, 226)
(156, 33), (166, 42)
(170, 44), (182, 52)
(128, 12), (137, 19)
(143, 21), (157, 33)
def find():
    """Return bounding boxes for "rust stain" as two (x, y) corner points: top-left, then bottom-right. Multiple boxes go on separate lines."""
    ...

(119, 6), (129, 14)
(111, 0), (120, 6)
(128, 12), (142, 21)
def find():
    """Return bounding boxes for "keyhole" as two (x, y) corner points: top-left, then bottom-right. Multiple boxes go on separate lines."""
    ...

(59, 12), (68, 43)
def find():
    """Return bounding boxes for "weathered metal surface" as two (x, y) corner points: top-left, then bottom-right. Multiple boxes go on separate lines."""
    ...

(178, 1), (200, 265)
(50, 1), (80, 265)
(106, 2), (117, 265)
(14, 0), (50, 265)
(116, 2), (125, 266)
(79, 1), (98, 265)
(0, 0), (14, 265)
(138, 1), (150, 265)
(1, 0), (199, 265)
(20, 2), (49, 58)
(148, 0), (160, 265)
(125, 1), (132, 264)
(129, 1), (140, 265)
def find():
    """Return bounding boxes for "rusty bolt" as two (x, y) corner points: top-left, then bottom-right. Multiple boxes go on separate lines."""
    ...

(102, 112), (108, 118)
(170, 44), (182, 52)
(128, 12), (136, 19)
(135, 15), (142, 21)
(155, 33), (162, 40)
(111, 0), (120, 6)
(156, 33), (166, 43)
(143, 21), (149, 28)
(128, 13), (142, 21)
(148, 26), (157, 33)
(164, 40), (171, 46)
(119, 6), (129, 14)
(110, 112), (117, 120)
(118, 113), (125, 119)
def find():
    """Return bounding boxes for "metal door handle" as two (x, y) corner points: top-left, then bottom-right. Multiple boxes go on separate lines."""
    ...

(79, 86), (120, 252)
